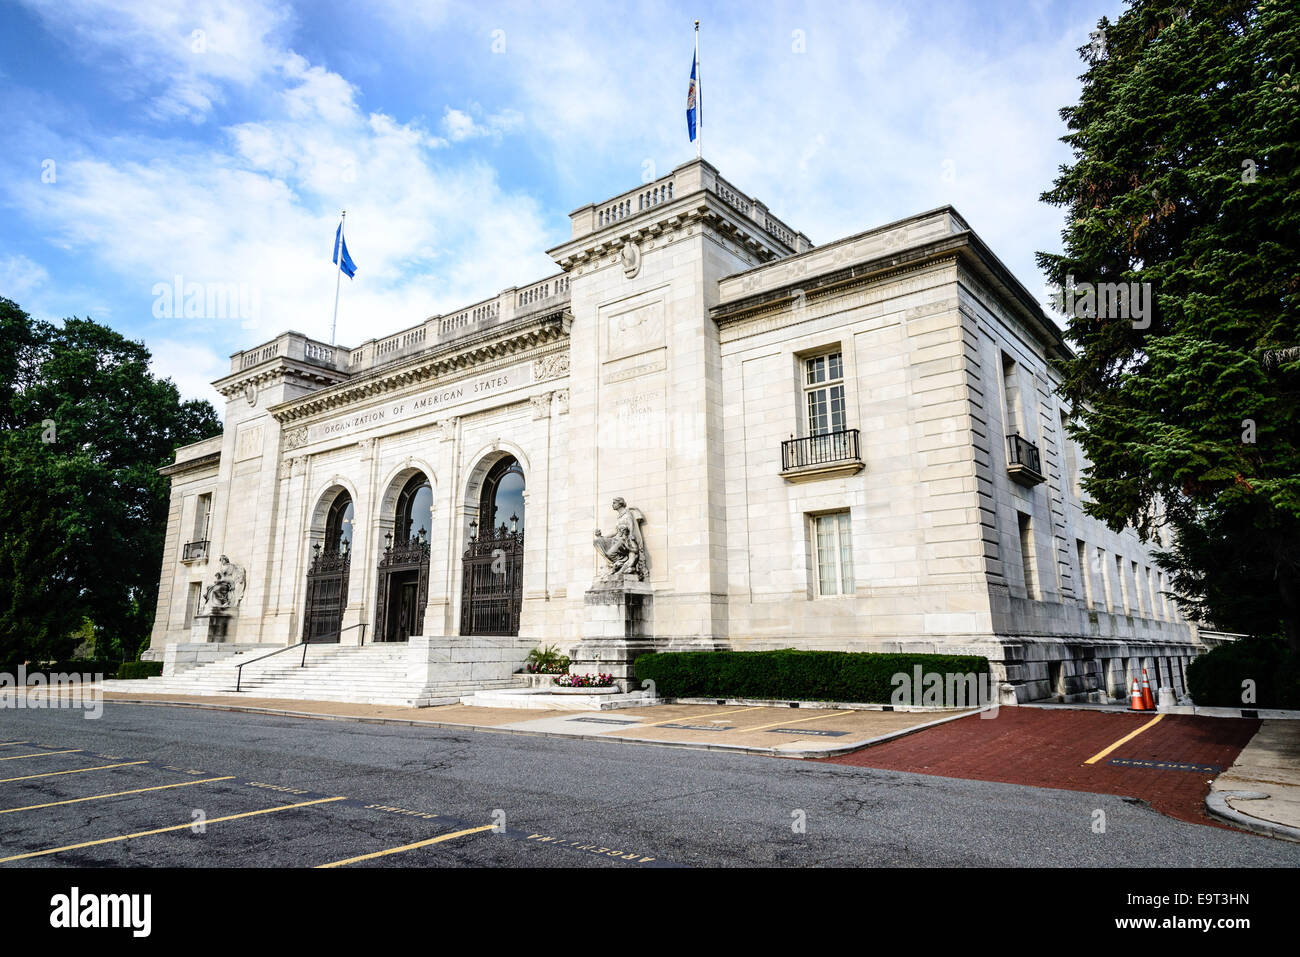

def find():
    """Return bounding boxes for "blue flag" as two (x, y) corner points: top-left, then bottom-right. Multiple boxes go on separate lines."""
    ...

(333, 221), (357, 279)
(686, 52), (699, 142)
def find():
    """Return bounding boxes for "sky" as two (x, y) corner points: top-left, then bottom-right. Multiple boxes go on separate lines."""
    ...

(0, 0), (1121, 409)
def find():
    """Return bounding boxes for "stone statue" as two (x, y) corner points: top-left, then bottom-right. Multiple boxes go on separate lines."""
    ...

(202, 555), (247, 613)
(593, 497), (647, 581)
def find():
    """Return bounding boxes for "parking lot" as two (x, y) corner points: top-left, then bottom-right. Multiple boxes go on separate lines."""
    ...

(0, 736), (670, 868)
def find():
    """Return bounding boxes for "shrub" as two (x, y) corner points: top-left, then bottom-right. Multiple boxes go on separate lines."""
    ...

(0, 658), (120, 680)
(634, 650), (990, 704)
(116, 660), (164, 680)
(525, 643), (571, 674)
(1186, 636), (1300, 709)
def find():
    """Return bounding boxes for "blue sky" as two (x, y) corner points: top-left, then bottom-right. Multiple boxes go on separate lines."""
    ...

(0, 0), (1119, 408)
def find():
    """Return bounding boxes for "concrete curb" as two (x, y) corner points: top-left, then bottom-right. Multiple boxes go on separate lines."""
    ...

(1205, 790), (1300, 843)
(97, 695), (988, 760)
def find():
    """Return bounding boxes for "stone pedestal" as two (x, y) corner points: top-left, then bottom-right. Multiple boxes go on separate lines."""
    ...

(570, 580), (655, 692)
(191, 613), (235, 643)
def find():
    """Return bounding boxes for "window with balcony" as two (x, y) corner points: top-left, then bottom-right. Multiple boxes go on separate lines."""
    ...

(811, 511), (854, 597)
(182, 493), (212, 563)
(1002, 353), (1044, 486)
(782, 350), (863, 480)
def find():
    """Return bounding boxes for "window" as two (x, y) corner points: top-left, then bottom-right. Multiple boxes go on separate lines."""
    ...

(803, 351), (846, 436)
(324, 492), (354, 552)
(184, 581), (202, 627)
(1060, 410), (1079, 497)
(395, 473), (433, 543)
(812, 511), (854, 596)
(1115, 554), (1130, 614)
(1001, 352), (1023, 436)
(193, 493), (212, 541)
(1096, 546), (1113, 610)
(1017, 511), (1038, 599)
(1131, 561), (1145, 617)
(1075, 539), (1093, 608)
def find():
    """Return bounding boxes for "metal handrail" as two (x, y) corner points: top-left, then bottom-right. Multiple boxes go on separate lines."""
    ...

(233, 623), (368, 692)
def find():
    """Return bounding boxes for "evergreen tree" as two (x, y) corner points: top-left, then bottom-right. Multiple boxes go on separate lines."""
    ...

(1038, 0), (1300, 648)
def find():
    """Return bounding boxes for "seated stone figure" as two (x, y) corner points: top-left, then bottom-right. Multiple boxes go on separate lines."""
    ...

(593, 497), (647, 581)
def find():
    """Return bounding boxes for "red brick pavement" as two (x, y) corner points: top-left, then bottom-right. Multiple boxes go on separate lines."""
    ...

(823, 708), (1261, 825)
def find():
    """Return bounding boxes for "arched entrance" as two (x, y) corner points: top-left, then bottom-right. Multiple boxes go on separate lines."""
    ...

(303, 489), (354, 643)
(461, 455), (525, 636)
(374, 472), (432, 642)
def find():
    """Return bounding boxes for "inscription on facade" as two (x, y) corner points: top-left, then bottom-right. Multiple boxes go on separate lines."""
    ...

(304, 364), (531, 445)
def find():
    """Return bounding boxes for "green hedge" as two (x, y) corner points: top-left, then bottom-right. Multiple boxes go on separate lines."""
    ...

(0, 658), (121, 679)
(116, 660), (165, 680)
(633, 650), (991, 705)
(1186, 637), (1300, 709)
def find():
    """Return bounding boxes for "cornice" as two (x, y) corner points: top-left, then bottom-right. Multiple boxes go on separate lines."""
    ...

(267, 309), (571, 424)
(213, 358), (347, 398)
(548, 190), (789, 270)
(158, 451), (221, 477)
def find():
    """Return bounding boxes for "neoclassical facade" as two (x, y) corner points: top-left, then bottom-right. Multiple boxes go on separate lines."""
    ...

(149, 158), (1209, 703)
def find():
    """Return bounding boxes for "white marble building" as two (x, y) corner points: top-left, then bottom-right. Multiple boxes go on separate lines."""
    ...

(148, 158), (1209, 703)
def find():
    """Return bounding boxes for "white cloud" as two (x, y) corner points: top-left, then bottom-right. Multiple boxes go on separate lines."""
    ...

(19, 0), (292, 123)
(0, 254), (50, 305)
(149, 338), (230, 406)
(7, 0), (556, 366)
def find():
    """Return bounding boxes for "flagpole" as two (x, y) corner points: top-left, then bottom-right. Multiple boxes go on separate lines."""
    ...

(330, 210), (345, 346)
(694, 20), (701, 160)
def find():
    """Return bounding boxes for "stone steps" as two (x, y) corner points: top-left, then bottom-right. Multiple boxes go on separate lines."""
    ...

(101, 643), (516, 707)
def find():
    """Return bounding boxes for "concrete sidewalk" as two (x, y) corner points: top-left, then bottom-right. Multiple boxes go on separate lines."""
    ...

(1208, 720), (1300, 841)
(75, 690), (980, 759)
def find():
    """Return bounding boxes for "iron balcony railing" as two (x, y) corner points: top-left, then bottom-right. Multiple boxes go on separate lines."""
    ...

(1006, 433), (1043, 476)
(181, 539), (209, 562)
(781, 429), (862, 471)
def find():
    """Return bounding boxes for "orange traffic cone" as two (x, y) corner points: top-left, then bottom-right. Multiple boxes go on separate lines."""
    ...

(1141, 668), (1156, 710)
(1130, 678), (1147, 711)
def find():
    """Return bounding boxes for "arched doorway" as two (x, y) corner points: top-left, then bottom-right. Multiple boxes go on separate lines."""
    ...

(461, 456), (525, 636)
(374, 472), (432, 642)
(304, 490), (354, 643)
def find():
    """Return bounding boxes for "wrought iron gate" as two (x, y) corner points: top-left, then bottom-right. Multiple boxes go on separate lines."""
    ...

(303, 546), (349, 642)
(460, 528), (523, 636)
(374, 536), (430, 641)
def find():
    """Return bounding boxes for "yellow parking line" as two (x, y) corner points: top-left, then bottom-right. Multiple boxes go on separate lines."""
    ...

(740, 710), (855, 734)
(0, 761), (149, 784)
(0, 749), (82, 761)
(0, 776), (236, 815)
(317, 824), (497, 868)
(1084, 714), (1165, 765)
(632, 706), (764, 729)
(0, 796), (347, 864)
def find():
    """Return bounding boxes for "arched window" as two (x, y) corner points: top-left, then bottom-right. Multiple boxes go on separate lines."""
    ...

(479, 457), (524, 536)
(395, 474), (432, 544)
(324, 492), (354, 552)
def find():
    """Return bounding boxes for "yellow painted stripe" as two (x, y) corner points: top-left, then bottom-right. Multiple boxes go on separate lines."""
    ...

(0, 796), (346, 864)
(0, 776), (236, 815)
(0, 761), (149, 784)
(740, 710), (856, 734)
(0, 741), (30, 748)
(0, 749), (82, 761)
(631, 706), (764, 729)
(317, 823), (497, 868)
(1084, 714), (1165, 765)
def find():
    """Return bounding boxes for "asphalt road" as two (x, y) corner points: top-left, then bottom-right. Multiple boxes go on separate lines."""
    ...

(2, 703), (1298, 868)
